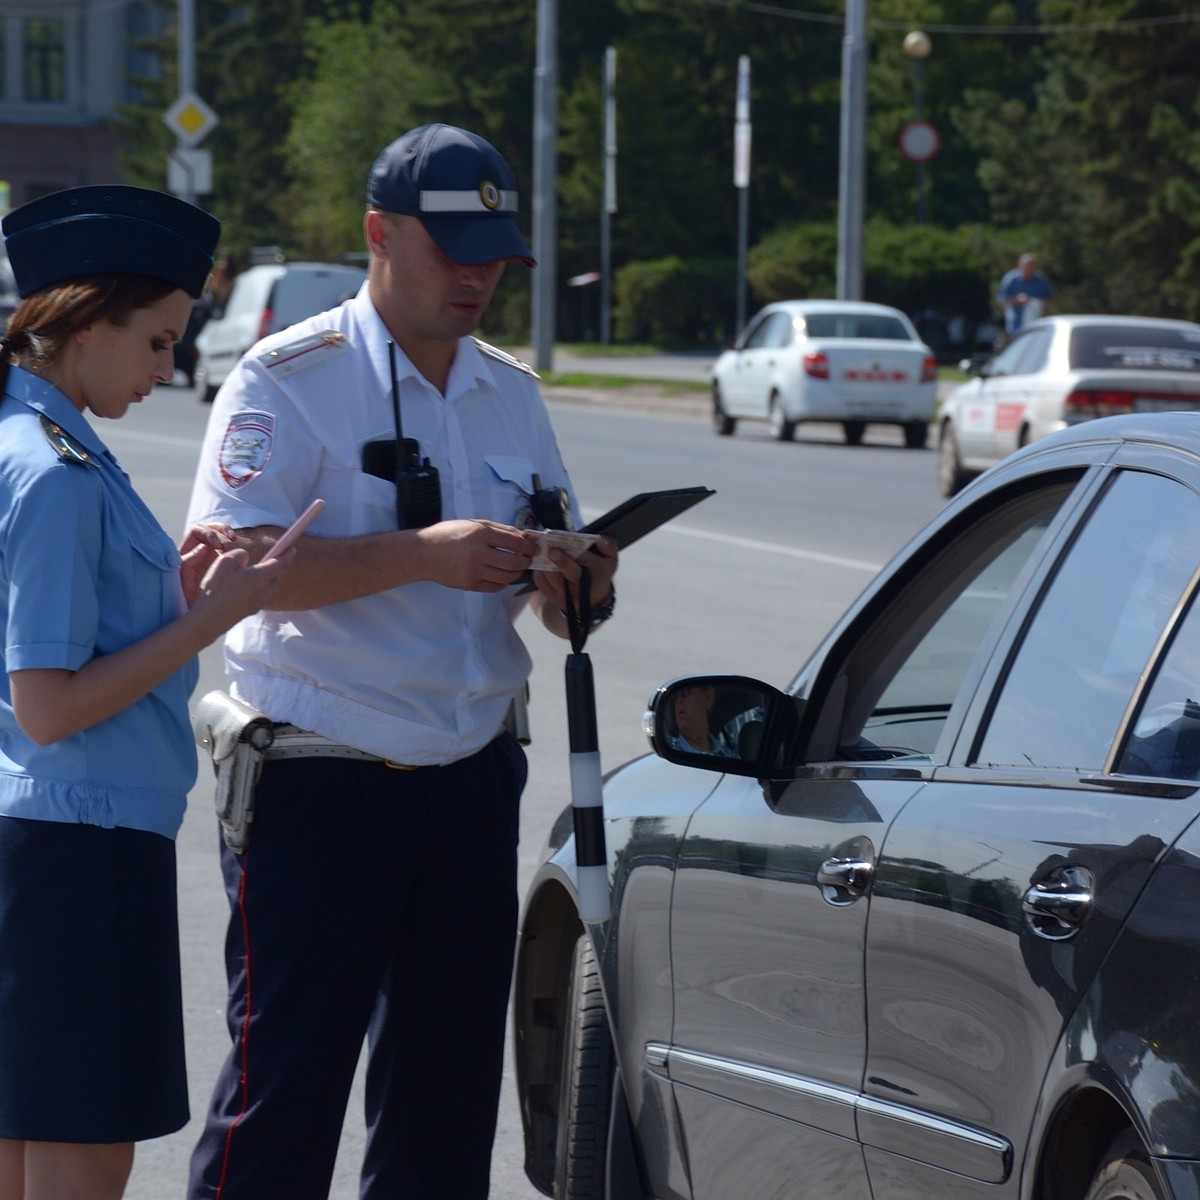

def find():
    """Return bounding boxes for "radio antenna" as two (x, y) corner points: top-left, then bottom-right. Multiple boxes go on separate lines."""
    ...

(387, 341), (404, 442)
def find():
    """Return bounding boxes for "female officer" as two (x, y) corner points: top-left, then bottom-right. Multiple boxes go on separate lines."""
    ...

(0, 187), (290, 1200)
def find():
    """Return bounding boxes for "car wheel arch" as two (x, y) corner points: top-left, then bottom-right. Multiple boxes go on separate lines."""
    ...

(513, 877), (596, 1194)
(1035, 1091), (1156, 1200)
(712, 382), (736, 436)
(769, 390), (796, 441)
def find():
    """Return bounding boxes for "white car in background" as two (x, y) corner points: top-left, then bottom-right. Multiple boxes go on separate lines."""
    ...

(937, 314), (1200, 496)
(195, 260), (366, 402)
(711, 300), (938, 448)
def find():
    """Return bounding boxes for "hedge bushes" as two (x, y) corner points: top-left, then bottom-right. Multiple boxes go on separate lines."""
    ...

(609, 221), (1042, 350)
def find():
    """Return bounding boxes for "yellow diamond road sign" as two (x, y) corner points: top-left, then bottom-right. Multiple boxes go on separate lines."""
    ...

(163, 92), (218, 148)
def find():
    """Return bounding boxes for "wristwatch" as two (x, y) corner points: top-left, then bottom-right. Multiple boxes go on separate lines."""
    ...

(562, 585), (617, 629)
(586, 585), (617, 627)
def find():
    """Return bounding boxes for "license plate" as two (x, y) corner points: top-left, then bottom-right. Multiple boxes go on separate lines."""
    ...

(1134, 397), (1200, 413)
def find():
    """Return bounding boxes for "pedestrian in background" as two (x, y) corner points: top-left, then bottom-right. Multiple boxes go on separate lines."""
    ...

(186, 123), (618, 1199)
(0, 186), (289, 1200)
(999, 252), (1055, 337)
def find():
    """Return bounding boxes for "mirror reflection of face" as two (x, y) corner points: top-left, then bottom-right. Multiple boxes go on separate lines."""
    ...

(674, 685), (715, 748)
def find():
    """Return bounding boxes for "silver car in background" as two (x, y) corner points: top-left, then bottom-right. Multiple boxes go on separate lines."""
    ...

(711, 299), (938, 448)
(937, 314), (1200, 495)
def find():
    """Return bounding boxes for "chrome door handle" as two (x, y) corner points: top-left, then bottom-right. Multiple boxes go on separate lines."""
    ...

(818, 857), (873, 903)
(1022, 866), (1094, 940)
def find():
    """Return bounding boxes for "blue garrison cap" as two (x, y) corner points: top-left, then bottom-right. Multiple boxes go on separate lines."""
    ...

(368, 124), (535, 267)
(2, 185), (221, 299)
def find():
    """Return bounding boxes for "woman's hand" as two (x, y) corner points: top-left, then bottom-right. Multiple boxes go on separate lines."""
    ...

(180, 522), (235, 606)
(188, 547), (292, 630)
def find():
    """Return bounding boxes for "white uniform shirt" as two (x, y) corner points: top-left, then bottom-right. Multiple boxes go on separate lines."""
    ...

(187, 285), (579, 766)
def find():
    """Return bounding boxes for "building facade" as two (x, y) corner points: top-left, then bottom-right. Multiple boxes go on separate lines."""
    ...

(0, 0), (165, 210)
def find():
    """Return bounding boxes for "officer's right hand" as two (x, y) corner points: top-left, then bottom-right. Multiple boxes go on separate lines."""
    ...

(415, 519), (539, 592)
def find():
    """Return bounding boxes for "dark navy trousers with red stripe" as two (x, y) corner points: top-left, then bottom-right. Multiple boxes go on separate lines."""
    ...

(187, 735), (527, 1200)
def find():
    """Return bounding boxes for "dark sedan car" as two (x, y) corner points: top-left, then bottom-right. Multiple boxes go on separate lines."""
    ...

(514, 412), (1200, 1200)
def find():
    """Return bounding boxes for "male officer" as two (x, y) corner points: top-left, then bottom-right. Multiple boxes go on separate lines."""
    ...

(186, 124), (618, 1199)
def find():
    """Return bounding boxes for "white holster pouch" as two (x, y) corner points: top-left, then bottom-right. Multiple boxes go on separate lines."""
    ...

(192, 690), (275, 854)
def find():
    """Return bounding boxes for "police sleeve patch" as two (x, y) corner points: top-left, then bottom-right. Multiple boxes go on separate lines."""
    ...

(219, 411), (275, 489)
(471, 338), (539, 378)
(258, 331), (349, 378)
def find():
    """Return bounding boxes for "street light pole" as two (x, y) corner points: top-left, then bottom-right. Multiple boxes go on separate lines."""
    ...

(836, 0), (867, 300)
(600, 46), (616, 347)
(734, 55), (751, 336)
(903, 30), (932, 225)
(177, 0), (195, 205)
(532, 0), (558, 373)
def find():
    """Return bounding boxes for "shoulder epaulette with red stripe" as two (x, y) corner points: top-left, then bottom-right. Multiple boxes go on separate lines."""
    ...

(257, 330), (349, 378)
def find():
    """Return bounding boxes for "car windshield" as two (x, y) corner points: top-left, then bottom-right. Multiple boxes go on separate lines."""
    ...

(1068, 325), (1200, 371)
(804, 313), (911, 341)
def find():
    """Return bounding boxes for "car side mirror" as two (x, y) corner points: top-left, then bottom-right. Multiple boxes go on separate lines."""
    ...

(960, 353), (991, 378)
(643, 674), (799, 778)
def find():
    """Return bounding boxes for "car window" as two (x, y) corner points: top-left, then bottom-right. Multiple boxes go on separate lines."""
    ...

(1012, 326), (1052, 373)
(1069, 324), (1200, 372)
(1118, 588), (1200, 780)
(740, 314), (770, 349)
(987, 330), (1043, 377)
(271, 268), (365, 330)
(976, 470), (1200, 771)
(812, 480), (1078, 763)
(805, 313), (911, 340)
(743, 312), (789, 350)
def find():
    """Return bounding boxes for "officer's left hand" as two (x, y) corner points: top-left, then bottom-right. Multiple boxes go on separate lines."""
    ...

(532, 535), (618, 618)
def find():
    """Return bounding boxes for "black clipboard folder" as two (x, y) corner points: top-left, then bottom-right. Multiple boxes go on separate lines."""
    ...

(515, 486), (714, 593)
(581, 485), (715, 549)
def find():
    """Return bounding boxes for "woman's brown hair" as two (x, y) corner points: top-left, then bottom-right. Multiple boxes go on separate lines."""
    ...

(0, 273), (180, 395)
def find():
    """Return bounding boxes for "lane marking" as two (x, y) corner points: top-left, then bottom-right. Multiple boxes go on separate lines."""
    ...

(582, 508), (883, 574)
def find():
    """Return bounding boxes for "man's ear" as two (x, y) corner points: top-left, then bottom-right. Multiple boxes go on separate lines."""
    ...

(363, 210), (390, 259)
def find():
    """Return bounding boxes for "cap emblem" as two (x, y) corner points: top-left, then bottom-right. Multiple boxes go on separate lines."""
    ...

(479, 181), (501, 210)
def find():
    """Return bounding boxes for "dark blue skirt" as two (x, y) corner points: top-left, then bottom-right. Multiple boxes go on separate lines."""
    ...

(0, 815), (188, 1142)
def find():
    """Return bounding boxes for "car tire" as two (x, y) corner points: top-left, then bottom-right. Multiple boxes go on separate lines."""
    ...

(713, 386), (736, 436)
(1084, 1131), (1165, 1200)
(904, 420), (929, 450)
(843, 420), (866, 446)
(201, 383), (219, 405)
(554, 933), (615, 1200)
(937, 422), (970, 497)
(769, 394), (795, 442)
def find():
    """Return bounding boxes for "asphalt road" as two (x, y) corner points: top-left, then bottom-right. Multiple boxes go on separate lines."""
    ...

(107, 379), (946, 1199)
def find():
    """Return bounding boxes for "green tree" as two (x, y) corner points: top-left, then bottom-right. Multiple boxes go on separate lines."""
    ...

(282, 9), (432, 260)
(957, 0), (1200, 319)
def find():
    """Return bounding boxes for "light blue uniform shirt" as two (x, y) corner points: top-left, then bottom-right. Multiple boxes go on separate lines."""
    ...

(0, 368), (198, 839)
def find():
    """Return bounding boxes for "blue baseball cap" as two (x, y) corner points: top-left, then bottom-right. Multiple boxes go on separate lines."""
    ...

(367, 124), (535, 268)
(2, 185), (220, 299)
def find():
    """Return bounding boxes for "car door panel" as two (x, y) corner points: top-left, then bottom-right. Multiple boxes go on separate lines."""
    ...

(862, 780), (1187, 1198)
(675, 1086), (871, 1200)
(667, 773), (924, 1196)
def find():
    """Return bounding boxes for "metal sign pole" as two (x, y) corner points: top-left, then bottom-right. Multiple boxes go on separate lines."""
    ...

(734, 54), (751, 337)
(600, 46), (617, 347)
